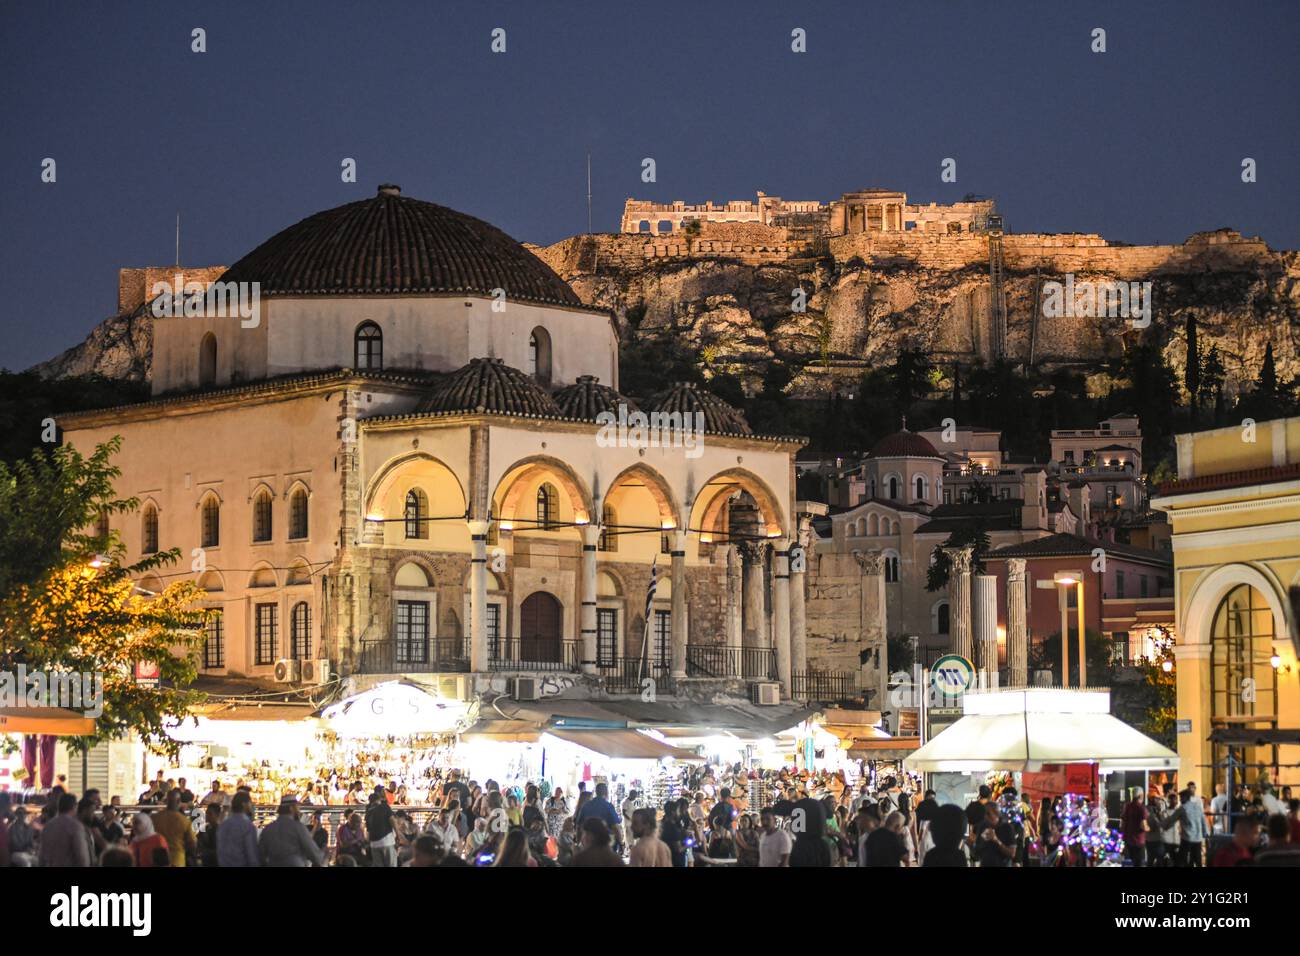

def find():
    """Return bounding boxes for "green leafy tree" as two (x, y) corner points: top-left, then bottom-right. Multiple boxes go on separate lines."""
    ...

(0, 438), (207, 753)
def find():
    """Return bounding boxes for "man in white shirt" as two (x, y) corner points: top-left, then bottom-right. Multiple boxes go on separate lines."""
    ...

(758, 808), (792, 867)
(1209, 783), (1231, 834)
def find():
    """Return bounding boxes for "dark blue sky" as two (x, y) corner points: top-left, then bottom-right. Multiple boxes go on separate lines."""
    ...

(3, 0), (1297, 370)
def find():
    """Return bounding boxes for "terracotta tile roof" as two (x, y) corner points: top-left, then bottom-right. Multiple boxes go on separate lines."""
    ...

(414, 357), (561, 417)
(867, 429), (941, 459)
(219, 185), (590, 310)
(648, 382), (752, 436)
(1155, 462), (1300, 498)
(553, 375), (639, 421)
(985, 532), (1171, 566)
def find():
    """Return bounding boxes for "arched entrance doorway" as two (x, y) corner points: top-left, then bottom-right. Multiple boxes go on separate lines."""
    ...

(1210, 584), (1280, 780)
(520, 591), (562, 664)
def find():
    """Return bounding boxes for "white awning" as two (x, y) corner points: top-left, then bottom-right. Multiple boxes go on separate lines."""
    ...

(903, 688), (1178, 773)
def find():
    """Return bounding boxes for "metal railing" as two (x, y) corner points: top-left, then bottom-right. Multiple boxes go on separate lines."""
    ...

(487, 638), (581, 673)
(359, 638), (470, 674)
(685, 644), (777, 680)
(593, 657), (673, 695)
(791, 671), (857, 703)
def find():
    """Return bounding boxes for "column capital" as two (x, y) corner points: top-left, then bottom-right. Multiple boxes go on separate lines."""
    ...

(852, 548), (884, 575)
(740, 540), (769, 565)
(467, 518), (490, 536)
(1007, 557), (1027, 581)
(943, 546), (973, 574)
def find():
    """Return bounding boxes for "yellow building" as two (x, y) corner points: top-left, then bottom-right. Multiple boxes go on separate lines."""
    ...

(1151, 416), (1300, 790)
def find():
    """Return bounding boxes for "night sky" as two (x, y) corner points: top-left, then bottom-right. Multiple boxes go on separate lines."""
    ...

(2, 0), (1297, 371)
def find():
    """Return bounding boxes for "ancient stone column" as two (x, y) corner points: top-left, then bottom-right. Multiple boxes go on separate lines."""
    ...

(772, 537), (792, 695)
(670, 530), (688, 680)
(789, 520), (811, 678)
(944, 546), (974, 664)
(972, 573), (998, 688)
(725, 545), (743, 654)
(741, 541), (769, 677)
(852, 549), (888, 708)
(579, 524), (599, 675)
(1007, 558), (1029, 688)
(468, 519), (490, 673)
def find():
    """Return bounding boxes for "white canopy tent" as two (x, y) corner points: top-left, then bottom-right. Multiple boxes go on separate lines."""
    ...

(904, 688), (1178, 773)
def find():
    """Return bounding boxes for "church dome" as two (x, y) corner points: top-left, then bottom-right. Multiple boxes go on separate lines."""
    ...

(648, 382), (751, 436)
(219, 184), (583, 308)
(553, 375), (639, 421)
(415, 358), (562, 417)
(867, 429), (941, 459)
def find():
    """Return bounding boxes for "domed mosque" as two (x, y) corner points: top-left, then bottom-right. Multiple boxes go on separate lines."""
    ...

(60, 186), (844, 714)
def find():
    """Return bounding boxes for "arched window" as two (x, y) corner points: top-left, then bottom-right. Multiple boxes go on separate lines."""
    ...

(599, 503), (617, 552)
(536, 483), (558, 530)
(94, 510), (109, 542)
(142, 504), (159, 555)
(869, 479), (877, 499)
(884, 552), (900, 583)
(354, 321), (383, 370)
(290, 602), (312, 660)
(935, 601), (951, 635)
(252, 489), (273, 542)
(1210, 584), (1278, 772)
(528, 327), (552, 385)
(887, 476), (900, 500)
(914, 475), (927, 501)
(200, 495), (220, 548)
(289, 488), (309, 540)
(404, 488), (428, 540)
(199, 332), (217, 387)
(867, 513), (878, 536)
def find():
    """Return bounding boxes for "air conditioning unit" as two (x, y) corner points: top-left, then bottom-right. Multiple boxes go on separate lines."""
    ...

(273, 659), (300, 683)
(510, 676), (540, 702)
(300, 659), (331, 685)
(751, 681), (781, 706)
(437, 675), (472, 701)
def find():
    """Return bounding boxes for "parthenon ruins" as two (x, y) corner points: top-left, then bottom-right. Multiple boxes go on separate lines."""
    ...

(620, 189), (999, 236)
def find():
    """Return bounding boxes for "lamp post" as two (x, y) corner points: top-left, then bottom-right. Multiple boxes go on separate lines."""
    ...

(1038, 570), (1085, 687)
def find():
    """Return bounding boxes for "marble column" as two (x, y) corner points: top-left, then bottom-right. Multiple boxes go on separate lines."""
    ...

(741, 542), (769, 676)
(725, 545), (743, 653)
(972, 573), (998, 688)
(852, 549), (888, 708)
(670, 530), (688, 680)
(772, 537), (792, 695)
(579, 524), (599, 675)
(468, 519), (490, 672)
(944, 546), (974, 664)
(789, 519), (811, 678)
(1007, 558), (1028, 688)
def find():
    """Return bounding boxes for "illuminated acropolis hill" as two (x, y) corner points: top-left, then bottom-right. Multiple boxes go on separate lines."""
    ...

(620, 189), (998, 236)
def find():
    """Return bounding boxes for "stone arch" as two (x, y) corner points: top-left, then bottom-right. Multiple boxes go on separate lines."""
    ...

(393, 555), (438, 589)
(868, 513), (879, 536)
(286, 558), (313, 586)
(601, 463), (681, 530)
(691, 467), (786, 539)
(197, 569), (226, 592)
(494, 455), (593, 527)
(1182, 562), (1291, 648)
(364, 451), (467, 519)
(199, 332), (217, 387)
(248, 563), (278, 589)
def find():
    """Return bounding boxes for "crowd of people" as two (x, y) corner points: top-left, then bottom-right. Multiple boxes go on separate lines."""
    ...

(4, 767), (1299, 868)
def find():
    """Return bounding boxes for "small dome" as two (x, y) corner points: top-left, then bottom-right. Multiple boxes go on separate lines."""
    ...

(649, 382), (751, 435)
(219, 185), (584, 308)
(415, 358), (561, 417)
(868, 429), (941, 459)
(553, 375), (639, 421)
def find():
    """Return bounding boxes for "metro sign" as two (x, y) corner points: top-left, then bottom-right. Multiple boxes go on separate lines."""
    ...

(929, 654), (974, 698)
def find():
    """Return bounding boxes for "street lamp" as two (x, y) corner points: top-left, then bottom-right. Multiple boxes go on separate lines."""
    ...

(1038, 570), (1086, 687)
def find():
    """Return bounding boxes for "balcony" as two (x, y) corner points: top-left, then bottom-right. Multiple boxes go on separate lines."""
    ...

(685, 644), (776, 680)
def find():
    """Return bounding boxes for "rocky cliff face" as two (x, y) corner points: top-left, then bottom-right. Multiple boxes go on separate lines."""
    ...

(534, 227), (1300, 399)
(32, 230), (1300, 400)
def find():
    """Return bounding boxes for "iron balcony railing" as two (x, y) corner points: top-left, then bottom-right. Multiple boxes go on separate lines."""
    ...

(593, 656), (673, 695)
(358, 638), (581, 674)
(359, 638), (470, 674)
(685, 644), (777, 680)
(791, 671), (857, 703)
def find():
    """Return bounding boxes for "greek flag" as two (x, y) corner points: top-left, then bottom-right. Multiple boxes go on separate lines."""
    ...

(639, 557), (658, 680)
